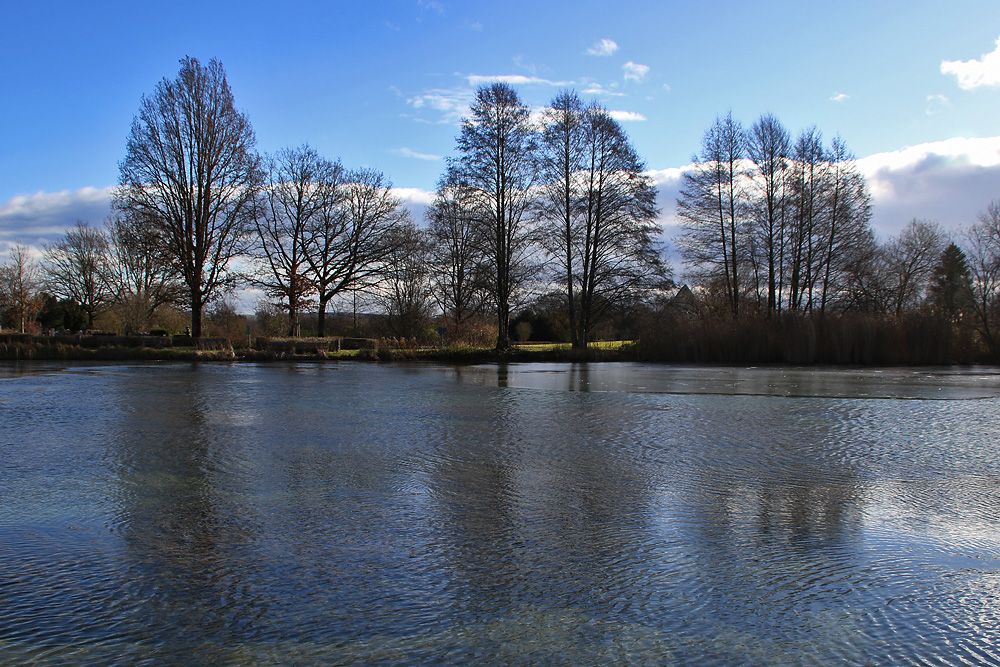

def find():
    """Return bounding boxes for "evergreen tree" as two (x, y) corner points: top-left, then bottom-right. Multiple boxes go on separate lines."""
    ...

(929, 242), (974, 320)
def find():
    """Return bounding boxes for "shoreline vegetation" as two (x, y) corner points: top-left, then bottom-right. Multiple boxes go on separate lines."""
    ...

(0, 332), (631, 363)
(1, 310), (991, 366)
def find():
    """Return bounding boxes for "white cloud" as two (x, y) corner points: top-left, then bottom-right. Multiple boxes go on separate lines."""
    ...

(417, 0), (444, 14)
(392, 187), (436, 225)
(925, 94), (951, 115)
(662, 83), (672, 94)
(586, 39), (619, 57)
(392, 187), (436, 206)
(942, 36), (1000, 89)
(608, 110), (647, 122)
(391, 147), (443, 161)
(623, 61), (650, 83)
(465, 74), (572, 87)
(830, 92), (850, 102)
(581, 82), (625, 97)
(406, 88), (473, 124)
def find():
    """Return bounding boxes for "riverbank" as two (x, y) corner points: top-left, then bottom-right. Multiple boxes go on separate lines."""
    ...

(0, 333), (633, 363)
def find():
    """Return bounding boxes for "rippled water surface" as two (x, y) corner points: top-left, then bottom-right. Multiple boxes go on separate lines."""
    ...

(3, 361), (1000, 666)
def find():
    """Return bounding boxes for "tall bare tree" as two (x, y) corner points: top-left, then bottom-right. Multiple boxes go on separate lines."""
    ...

(676, 112), (748, 316)
(538, 90), (588, 345)
(747, 114), (790, 315)
(115, 56), (262, 337)
(452, 82), (538, 350)
(0, 244), (44, 333)
(302, 167), (409, 337)
(254, 146), (341, 336)
(42, 221), (113, 328)
(539, 97), (664, 347)
(964, 201), (1000, 355)
(786, 126), (827, 311)
(815, 136), (873, 316)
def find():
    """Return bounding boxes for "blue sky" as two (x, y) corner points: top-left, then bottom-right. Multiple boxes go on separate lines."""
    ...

(3, 0), (1000, 254)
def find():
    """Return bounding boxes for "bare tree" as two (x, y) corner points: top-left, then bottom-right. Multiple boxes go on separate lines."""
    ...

(42, 221), (113, 329)
(105, 212), (183, 333)
(0, 244), (45, 333)
(254, 146), (341, 336)
(426, 169), (487, 337)
(676, 112), (748, 316)
(302, 167), (409, 337)
(747, 114), (790, 315)
(537, 90), (588, 345)
(882, 219), (945, 316)
(815, 136), (874, 316)
(964, 201), (1000, 355)
(840, 232), (889, 313)
(451, 82), (538, 350)
(115, 56), (262, 337)
(373, 222), (433, 339)
(541, 99), (664, 347)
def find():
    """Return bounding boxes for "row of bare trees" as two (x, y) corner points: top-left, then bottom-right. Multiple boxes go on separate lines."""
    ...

(0, 213), (180, 334)
(430, 84), (667, 350)
(677, 113), (873, 318)
(111, 56), (416, 338)
(4, 58), (665, 347)
(8, 55), (1000, 358)
(252, 146), (410, 337)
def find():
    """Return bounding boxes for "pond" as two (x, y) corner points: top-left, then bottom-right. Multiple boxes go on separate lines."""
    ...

(2, 361), (1000, 666)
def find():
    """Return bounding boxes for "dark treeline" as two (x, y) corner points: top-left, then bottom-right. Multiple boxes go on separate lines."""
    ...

(3, 56), (1000, 363)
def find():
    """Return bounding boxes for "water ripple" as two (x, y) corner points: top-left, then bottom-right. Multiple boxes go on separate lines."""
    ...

(3, 362), (1000, 665)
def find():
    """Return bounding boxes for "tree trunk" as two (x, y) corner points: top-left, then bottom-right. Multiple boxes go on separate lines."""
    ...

(496, 306), (510, 351)
(287, 303), (298, 337)
(191, 295), (203, 339)
(316, 298), (328, 338)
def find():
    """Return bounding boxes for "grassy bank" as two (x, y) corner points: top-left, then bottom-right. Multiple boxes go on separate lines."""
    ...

(0, 333), (635, 363)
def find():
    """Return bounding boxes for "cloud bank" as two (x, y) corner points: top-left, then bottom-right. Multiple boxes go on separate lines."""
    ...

(0, 187), (114, 256)
(857, 137), (1000, 236)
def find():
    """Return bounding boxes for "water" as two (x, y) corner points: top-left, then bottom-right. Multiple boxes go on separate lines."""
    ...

(2, 361), (1000, 666)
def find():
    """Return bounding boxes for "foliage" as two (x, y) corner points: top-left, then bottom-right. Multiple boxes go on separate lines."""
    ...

(928, 242), (974, 320)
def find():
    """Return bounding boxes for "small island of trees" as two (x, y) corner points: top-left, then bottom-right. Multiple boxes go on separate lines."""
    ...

(3, 56), (1000, 365)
